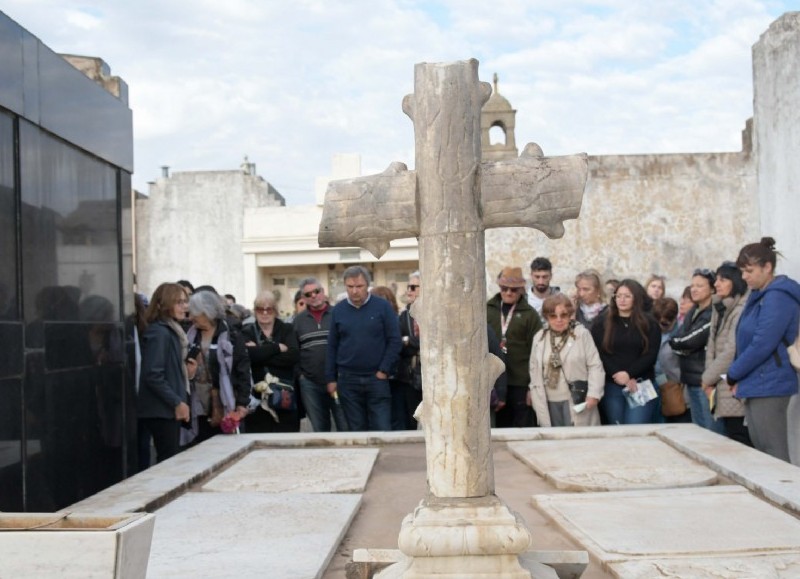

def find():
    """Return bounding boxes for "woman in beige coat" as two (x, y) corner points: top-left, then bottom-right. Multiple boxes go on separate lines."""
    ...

(530, 294), (605, 427)
(701, 261), (751, 445)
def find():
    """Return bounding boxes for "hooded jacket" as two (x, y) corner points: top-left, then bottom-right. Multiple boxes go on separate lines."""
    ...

(727, 275), (800, 399)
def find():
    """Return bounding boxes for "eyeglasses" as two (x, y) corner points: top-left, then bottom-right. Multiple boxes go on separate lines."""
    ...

(407, 284), (420, 291)
(614, 293), (633, 301)
(254, 306), (275, 314)
(499, 286), (521, 293)
(177, 299), (189, 305)
(303, 288), (322, 299)
(546, 313), (571, 320)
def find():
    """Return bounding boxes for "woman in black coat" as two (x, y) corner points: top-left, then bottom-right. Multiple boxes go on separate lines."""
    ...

(242, 290), (300, 432)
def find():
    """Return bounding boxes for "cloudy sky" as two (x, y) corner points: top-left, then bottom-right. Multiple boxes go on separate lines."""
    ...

(2, 1), (794, 204)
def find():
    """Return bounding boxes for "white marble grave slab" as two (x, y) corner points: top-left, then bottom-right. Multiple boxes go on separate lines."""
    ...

(147, 491), (361, 578)
(533, 486), (800, 576)
(508, 436), (717, 491)
(202, 448), (379, 493)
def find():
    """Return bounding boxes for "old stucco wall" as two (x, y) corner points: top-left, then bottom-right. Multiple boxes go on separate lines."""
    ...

(753, 12), (800, 281)
(136, 169), (284, 298)
(485, 149), (757, 299)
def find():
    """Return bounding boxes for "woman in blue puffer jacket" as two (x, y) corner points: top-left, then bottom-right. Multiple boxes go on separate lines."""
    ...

(727, 237), (800, 462)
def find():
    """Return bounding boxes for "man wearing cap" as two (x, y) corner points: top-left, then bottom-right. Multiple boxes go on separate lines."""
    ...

(487, 266), (543, 427)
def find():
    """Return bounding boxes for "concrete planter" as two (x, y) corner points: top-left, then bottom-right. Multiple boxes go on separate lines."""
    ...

(0, 512), (155, 578)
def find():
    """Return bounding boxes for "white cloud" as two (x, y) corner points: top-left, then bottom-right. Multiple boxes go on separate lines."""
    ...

(0, 0), (794, 203)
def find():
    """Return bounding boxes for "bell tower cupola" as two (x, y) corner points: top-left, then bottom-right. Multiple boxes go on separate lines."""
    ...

(481, 73), (518, 161)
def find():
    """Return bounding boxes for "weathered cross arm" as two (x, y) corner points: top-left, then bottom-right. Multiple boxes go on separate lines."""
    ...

(481, 142), (588, 238)
(318, 161), (417, 258)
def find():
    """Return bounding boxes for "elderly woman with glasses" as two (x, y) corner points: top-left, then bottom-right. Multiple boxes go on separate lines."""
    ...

(668, 268), (724, 434)
(242, 290), (300, 432)
(530, 294), (605, 427)
(185, 290), (251, 444)
(591, 279), (661, 424)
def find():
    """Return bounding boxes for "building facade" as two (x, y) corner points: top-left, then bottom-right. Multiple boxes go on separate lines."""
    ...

(0, 13), (135, 511)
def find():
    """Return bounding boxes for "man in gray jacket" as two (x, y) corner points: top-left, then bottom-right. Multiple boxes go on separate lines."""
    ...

(291, 277), (345, 431)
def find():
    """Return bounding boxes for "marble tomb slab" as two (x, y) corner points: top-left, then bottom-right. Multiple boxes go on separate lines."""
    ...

(508, 436), (718, 491)
(202, 448), (379, 493)
(533, 486), (800, 577)
(146, 491), (361, 578)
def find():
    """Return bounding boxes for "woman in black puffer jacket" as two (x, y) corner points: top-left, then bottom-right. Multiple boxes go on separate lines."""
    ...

(669, 269), (725, 435)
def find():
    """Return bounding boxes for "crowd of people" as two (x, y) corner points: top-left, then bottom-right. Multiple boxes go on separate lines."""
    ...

(134, 237), (800, 469)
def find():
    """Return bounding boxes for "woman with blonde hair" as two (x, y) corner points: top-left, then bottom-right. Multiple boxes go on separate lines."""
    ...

(530, 294), (605, 426)
(574, 269), (607, 329)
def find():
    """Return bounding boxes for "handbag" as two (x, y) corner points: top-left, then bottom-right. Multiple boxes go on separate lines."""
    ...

(553, 335), (589, 405)
(660, 381), (686, 416)
(567, 380), (589, 405)
(267, 380), (296, 411)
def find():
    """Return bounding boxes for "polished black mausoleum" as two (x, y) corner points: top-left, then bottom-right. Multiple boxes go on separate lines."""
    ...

(0, 13), (135, 511)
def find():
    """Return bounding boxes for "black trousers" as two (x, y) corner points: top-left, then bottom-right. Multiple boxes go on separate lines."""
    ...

(138, 417), (181, 464)
(495, 384), (537, 428)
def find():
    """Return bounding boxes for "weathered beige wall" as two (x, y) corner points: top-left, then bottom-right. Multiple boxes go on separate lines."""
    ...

(485, 149), (757, 299)
(753, 12), (800, 281)
(136, 169), (284, 298)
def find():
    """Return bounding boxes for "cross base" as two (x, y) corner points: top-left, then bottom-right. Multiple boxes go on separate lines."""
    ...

(374, 495), (540, 579)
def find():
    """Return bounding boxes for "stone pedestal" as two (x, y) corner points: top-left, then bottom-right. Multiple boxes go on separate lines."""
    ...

(376, 495), (534, 578)
(0, 512), (155, 578)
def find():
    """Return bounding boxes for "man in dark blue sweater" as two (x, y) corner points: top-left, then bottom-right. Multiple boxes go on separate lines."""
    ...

(325, 265), (402, 431)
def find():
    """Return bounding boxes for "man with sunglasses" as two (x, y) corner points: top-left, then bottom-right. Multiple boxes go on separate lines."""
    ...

(291, 277), (345, 432)
(396, 272), (422, 429)
(487, 266), (543, 427)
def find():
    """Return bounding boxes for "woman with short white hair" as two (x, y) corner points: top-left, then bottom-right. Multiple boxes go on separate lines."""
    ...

(242, 290), (300, 432)
(185, 290), (251, 443)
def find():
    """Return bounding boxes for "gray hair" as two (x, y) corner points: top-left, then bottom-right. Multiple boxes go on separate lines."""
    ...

(298, 277), (321, 290)
(188, 290), (226, 321)
(253, 290), (277, 308)
(343, 265), (371, 284)
(409, 271), (421, 281)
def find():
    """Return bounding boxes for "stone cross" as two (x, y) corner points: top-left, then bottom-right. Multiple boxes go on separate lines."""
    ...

(319, 60), (587, 577)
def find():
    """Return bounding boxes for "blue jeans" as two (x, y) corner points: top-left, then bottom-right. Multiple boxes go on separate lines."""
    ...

(687, 385), (727, 435)
(600, 382), (658, 425)
(299, 375), (347, 432)
(337, 371), (392, 431)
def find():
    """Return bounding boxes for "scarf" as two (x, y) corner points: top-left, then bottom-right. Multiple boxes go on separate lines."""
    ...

(166, 318), (190, 395)
(580, 301), (605, 323)
(546, 329), (569, 390)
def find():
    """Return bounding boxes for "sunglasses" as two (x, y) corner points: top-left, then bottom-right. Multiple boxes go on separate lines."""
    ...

(407, 284), (420, 291)
(254, 306), (275, 314)
(499, 286), (521, 293)
(546, 312), (570, 320)
(303, 288), (322, 299)
(693, 268), (713, 277)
